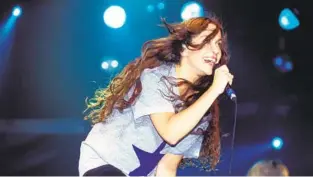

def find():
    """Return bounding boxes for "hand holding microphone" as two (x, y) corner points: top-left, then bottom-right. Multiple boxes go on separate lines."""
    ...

(211, 66), (237, 176)
(211, 65), (236, 101)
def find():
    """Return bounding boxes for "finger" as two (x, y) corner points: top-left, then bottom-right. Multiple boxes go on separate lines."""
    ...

(228, 77), (233, 85)
(228, 74), (234, 85)
(224, 72), (233, 79)
(218, 70), (230, 77)
(219, 65), (229, 72)
(216, 65), (229, 72)
(229, 78), (233, 85)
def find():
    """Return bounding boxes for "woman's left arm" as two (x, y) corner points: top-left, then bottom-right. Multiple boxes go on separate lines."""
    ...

(155, 153), (183, 177)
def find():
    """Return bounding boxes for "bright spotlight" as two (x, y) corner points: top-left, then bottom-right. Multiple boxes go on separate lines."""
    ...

(111, 60), (119, 68)
(157, 2), (165, 10)
(12, 6), (22, 17)
(181, 1), (204, 21)
(278, 8), (299, 31)
(147, 5), (154, 12)
(101, 61), (109, 70)
(272, 137), (283, 150)
(274, 56), (283, 67)
(273, 54), (293, 73)
(103, 5), (126, 29)
(284, 61), (293, 71)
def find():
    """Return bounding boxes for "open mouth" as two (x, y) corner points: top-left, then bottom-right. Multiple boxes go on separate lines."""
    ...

(203, 57), (217, 66)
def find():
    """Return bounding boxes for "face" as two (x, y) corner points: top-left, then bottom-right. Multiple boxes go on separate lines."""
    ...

(181, 23), (222, 76)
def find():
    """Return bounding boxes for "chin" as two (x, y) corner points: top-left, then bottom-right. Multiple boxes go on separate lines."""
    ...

(201, 66), (214, 76)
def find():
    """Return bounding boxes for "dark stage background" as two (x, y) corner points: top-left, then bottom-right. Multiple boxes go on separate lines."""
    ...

(0, 0), (312, 175)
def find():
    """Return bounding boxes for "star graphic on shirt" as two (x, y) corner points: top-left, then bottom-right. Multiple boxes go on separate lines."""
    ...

(128, 142), (166, 176)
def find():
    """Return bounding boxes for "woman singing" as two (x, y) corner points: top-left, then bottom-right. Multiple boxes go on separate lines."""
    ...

(79, 16), (233, 176)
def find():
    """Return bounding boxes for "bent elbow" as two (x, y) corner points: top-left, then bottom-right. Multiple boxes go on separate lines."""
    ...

(164, 134), (179, 146)
(166, 139), (178, 146)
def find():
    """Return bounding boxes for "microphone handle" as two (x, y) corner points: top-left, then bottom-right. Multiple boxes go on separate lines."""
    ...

(225, 85), (236, 102)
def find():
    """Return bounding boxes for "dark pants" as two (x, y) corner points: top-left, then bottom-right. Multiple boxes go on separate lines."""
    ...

(83, 164), (126, 176)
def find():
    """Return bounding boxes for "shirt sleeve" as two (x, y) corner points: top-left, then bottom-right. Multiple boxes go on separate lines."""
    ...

(132, 69), (175, 122)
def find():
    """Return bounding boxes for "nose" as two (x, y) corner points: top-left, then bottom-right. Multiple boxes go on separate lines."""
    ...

(212, 51), (218, 58)
(211, 44), (220, 55)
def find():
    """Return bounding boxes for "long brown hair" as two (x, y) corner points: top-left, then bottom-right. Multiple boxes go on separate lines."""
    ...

(84, 16), (229, 170)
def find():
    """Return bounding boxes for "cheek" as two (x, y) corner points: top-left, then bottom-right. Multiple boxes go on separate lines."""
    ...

(217, 52), (222, 62)
(218, 54), (222, 60)
(189, 52), (203, 65)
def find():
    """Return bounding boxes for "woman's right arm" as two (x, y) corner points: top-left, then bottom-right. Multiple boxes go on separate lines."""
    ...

(151, 65), (233, 145)
(151, 87), (219, 145)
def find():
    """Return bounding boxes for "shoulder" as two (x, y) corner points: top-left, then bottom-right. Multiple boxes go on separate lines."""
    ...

(140, 63), (174, 82)
(142, 63), (174, 78)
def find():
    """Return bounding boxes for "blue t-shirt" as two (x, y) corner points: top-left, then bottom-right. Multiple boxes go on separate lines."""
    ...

(78, 64), (210, 176)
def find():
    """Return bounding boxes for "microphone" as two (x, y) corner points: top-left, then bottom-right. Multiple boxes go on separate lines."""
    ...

(225, 85), (236, 102)
(213, 64), (237, 102)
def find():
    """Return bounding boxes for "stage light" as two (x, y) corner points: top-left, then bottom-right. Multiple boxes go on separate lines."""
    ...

(284, 61), (293, 71)
(157, 2), (165, 10)
(12, 6), (22, 17)
(278, 8), (299, 31)
(101, 61), (109, 69)
(147, 5), (154, 12)
(103, 5), (126, 29)
(273, 54), (293, 73)
(111, 60), (119, 68)
(272, 137), (283, 150)
(274, 56), (283, 67)
(181, 1), (204, 21)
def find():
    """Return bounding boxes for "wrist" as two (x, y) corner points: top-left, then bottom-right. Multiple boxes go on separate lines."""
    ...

(206, 86), (221, 98)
